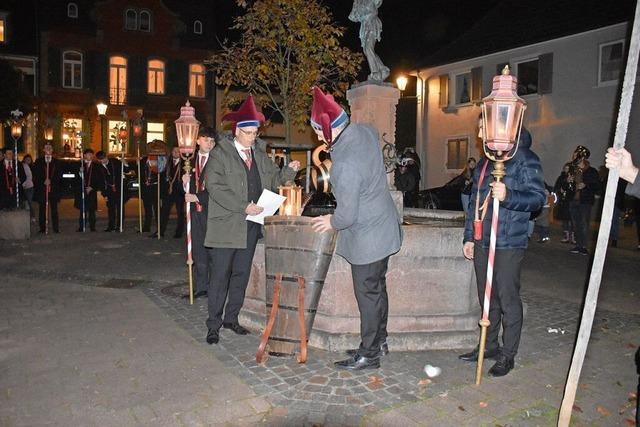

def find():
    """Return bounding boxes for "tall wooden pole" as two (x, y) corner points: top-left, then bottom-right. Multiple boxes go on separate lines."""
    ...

(558, 2), (640, 425)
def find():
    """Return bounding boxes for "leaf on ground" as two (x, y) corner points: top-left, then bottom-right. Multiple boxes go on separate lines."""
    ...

(572, 404), (583, 413)
(624, 418), (635, 426)
(629, 392), (637, 401)
(418, 378), (432, 386)
(625, 343), (637, 349)
(479, 401), (489, 408)
(368, 376), (384, 385)
(616, 381), (623, 387)
(579, 383), (589, 390)
(596, 406), (611, 416)
(458, 405), (466, 411)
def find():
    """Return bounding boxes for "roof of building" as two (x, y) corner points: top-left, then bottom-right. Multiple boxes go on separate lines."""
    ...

(418, 0), (636, 69)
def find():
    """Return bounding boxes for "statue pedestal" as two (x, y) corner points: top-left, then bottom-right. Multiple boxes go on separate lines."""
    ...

(347, 82), (402, 216)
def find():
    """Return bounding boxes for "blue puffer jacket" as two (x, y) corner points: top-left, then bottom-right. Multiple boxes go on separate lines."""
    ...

(464, 129), (546, 249)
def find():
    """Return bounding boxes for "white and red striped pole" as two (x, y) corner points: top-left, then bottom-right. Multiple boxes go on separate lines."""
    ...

(185, 179), (194, 305)
(45, 162), (50, 235)
(475, 190), (501, 385)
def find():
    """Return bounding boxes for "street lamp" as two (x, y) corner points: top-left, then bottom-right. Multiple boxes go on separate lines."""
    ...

(44, 126), (54, 142)
(174, 100), (200, 305)
(132, 117), (144, 233)
(96, 102), (108, 152)
(396, 75), (408, 96)
(475, 64), (527, 386)
(117, 125), (128, 232)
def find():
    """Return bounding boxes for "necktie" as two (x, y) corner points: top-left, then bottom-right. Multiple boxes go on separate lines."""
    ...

(199, 155), (206, 173)
(243, 149), (252, 169)
(199, 155), (206, 191)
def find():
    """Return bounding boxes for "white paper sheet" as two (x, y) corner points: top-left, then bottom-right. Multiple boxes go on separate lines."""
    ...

(246, 189), (286, 224)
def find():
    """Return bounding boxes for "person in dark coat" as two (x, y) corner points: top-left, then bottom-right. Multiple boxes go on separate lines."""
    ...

(459, 128), (545, 377)
(553, 163), (575, 243)
(0, 148), (26, 210)
(74, 148), (103, 231)
(156, 146), (184, 238)
(140, 156), (165, 233)
(310, 88), (402, 371)
(181, 127), (216, 299)
(96, 151), (125, 232)
(203, 96), (299, 345)
(32, 142), (63, 233)
(394, 158), (416, 207)
(568, 145), (601, 255)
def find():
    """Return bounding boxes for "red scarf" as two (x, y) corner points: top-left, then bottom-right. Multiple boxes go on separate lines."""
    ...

(4, 161), (15, 195)
(83, 162), (93, 190)
(195, 154), (207, 192)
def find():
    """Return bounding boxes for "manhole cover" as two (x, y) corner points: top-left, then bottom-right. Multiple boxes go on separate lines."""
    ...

(98, 278), (147, 289)
(161, 283), (190, 297)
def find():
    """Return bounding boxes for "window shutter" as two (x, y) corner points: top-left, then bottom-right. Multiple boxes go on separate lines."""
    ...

(438, 74), (449, 108)
(83, 52), (93, 90)
(128, 55), (146, 105)
(471, 66), (483, 102)
(48, 47), (61, 88)
(496, 62), (510, 76)
(92, 52), (108, 98)
(538, 53), (553, 94)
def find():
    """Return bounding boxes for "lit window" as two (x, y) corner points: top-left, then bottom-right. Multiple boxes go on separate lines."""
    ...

(62, 118), (82, 156)
(517, 59), (539, 95)
(454, 72), (471, 105)
(67, 2), (78, 18)
(446, 137), (468, 170)
(108, 120), (127, 153)
(125, 9), (137, 30)
(0, 18), (5, 43)
(109, 56), (127, 105)
(146, 122), (164, 144)
(193, 20), (202, 34)
(147, 59), (165, 94)
(599, 40), (624, 85)
(189, 63), (206, 98)
(62, 50), (83, 89)
(139, 11), (151, 31)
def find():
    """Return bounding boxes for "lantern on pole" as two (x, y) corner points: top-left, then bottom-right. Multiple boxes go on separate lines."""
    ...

(132, 117), (144, 233)
(174, 100), (200, 305)
(278, 184), (303, 216)
(10, 109), (24, 208)
(475, 65), (526, 385)
(44, 126), (54, 141)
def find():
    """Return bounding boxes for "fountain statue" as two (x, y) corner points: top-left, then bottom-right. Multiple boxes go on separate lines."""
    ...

(349, 0), (389, 82)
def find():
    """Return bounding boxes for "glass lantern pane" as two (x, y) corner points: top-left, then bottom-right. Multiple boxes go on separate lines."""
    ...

(497, 104), (511, 140)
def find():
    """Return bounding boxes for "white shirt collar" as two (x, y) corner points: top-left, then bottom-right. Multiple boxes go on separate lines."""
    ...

(233, 139), (252, 160)
(198, 151), (209, 161)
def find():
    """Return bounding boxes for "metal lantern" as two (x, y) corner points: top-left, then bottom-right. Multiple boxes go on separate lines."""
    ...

(11, 122), (22, 140)
(481, 65), (526, 153)
(118, 126), (128, 153)
(44, 126), (54, 141)
(132, 119), (143, 139)
(96, 102), (108, 116)
(174, 100), (200, 157)
(279, 184), (303, 216)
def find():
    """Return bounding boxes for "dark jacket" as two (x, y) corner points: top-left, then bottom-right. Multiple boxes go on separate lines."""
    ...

(574, 162), (600, 205)
(99, 158), (124, 200)
(0, 159), (26, 209)
(187, 152), (210, 211)
(163, 157), (184, 199)
(33, 157), (63, 203)
(626, 174), (640, 199)
(74, 161), (104, 210)
(464, 129), (546, 249)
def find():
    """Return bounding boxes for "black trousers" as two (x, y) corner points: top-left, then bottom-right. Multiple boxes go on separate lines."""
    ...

(569, 201), (592, 249)
(142, 187), (158, 232)
(191, 208), (209, 294)
(38, 199), (59, 232)
(473, 245), (525, 359)
(351, 256), (390, 358)
(160, 193), (185, 236)
(77, 193), (97, 231)
(206, 222), (261, 331)
(106, 195), (123, 230)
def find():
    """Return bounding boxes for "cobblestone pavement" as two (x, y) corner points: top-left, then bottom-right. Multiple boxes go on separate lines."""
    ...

(1, 218), (639, 426)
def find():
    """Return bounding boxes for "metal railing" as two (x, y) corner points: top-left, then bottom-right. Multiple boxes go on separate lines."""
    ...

(109, 87), (127, 105)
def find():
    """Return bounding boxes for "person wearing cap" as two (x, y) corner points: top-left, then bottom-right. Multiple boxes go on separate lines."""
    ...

(310, 87), (402, 371)
(567, 145), (600, 256)
(33, 142), (63, 233)
(203, 96), (300, 345)
(95, 151), (125, 232)
(181, 127), (216, 299)
(74, 148), (103, 232)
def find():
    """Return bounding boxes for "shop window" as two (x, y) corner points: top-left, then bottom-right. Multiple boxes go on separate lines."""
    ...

(146, 122), (164, 144)
(147, 59), (165, 94)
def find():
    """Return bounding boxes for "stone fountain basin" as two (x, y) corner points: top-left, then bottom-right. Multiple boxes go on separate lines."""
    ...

(240, 208), (480, 352)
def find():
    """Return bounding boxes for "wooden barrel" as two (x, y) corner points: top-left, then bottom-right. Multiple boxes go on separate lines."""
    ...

(263, 216), (337, 356)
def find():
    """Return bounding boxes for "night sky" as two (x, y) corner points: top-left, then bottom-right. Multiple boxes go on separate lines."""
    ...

(213, 0), (501, 81)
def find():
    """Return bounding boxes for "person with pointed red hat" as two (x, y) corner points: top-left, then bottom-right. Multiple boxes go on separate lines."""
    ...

(310, 87), (402, 371)
(202, 95), (301, 345)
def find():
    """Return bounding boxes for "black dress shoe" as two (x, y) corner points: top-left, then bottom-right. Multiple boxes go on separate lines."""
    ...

(173, 233), (183, 239)
(149, 232), (164, 238)
(206, 328), (219, 345)
(181, 290), (208, 300)
(222, 322), (250, 335)
(458, 346), (501, 362)
(488, 354), (514, 377)
(334, 354), (380, 371)
(346, 341), (389, 357)
(104, 227), (114, 232)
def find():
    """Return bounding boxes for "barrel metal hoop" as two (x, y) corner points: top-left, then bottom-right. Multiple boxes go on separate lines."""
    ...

(265, 245), (334, 257)
(266, 274), (324, 286)
(266, 303), (317, 314)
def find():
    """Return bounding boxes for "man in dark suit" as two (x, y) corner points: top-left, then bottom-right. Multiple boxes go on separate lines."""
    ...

(182, 127), (216, 299)
(74, 148), (103, 231)
(32, 142), (63, 233)
(141, 155), (165, 233)
(156, 146), (184, 238)
(96, 151), (125, 232)
(0, 148), (26, 210)
(203, 96), (299, 344)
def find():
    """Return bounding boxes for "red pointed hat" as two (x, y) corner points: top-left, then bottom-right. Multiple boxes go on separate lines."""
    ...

(310, 87), (348, 144)
(221, 95), (265, 128)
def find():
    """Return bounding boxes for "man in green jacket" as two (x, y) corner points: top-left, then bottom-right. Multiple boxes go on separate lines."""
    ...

(204, 96), (300, 344)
